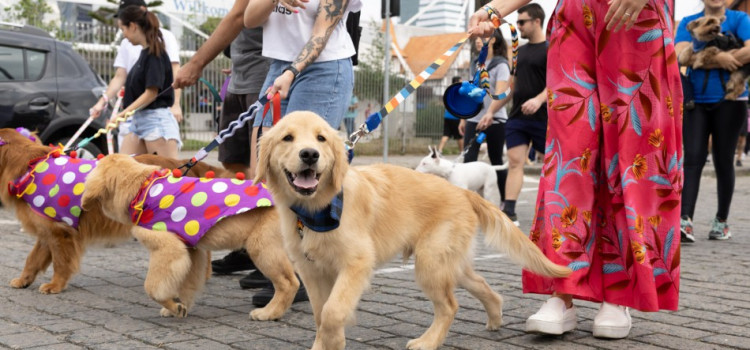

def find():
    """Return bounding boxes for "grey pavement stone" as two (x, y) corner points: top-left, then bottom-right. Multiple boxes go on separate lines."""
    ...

(64, 327), (131, 344)
(701, 334), (750, 350)
(164, 339), (235, 350)
(0, 331), (63, 349)
(633, 333), (723, 350)
(28, 344), (86, 350)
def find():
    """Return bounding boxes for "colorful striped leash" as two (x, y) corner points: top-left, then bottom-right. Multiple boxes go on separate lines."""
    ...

(345, 6), (516, 160)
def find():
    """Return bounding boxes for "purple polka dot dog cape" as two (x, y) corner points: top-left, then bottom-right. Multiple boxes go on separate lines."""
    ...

(9, 150), (96, 228)
(129, 170), (274, 247)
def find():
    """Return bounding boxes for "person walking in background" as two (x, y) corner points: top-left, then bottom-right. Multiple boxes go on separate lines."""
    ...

(459, 30), (511, 205)
(675, 0), (750, 242)
(472, 0), (682, 339)
(173, 0), (309, 306)
(244, 0), (361, 179)
(438, 76), (464, 153)
(343, 93), (359, 136)
(90, 0), (182, 151)
(110, 5), (181, 158)
(501, 3), (548, 226)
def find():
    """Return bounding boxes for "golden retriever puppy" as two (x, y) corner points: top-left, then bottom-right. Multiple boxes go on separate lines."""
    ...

(0, 128), (224, 294)
(81, 154), (298, 320)
(254, 111), (572, 350)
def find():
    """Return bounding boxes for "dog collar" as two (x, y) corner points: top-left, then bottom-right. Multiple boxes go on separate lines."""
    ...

(291, 190), (344, 235)
(692, 39), (709, 52)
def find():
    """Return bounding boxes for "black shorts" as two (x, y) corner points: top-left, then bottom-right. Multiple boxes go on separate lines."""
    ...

(505, 118), (547, 153)
(218, 92), (259, 166)
(443, 118), (461, 139)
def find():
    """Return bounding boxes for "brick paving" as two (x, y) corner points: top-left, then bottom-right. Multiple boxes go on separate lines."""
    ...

(0, 155), (748, 349)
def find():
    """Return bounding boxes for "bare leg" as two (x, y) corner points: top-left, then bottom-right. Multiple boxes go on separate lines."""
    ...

(119, 133), (147, 155)
(505, 144), (530, 202)
(144, 138), (179, 159)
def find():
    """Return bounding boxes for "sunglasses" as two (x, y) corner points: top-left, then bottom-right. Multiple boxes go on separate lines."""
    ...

(517, 19), (533, 26)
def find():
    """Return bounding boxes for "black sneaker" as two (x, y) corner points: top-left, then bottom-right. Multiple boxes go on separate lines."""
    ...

(211, 249), (255, 275)
(737, 159), (743, 167)
(252, 280), (309, 307)
(239, 269), (271, 289)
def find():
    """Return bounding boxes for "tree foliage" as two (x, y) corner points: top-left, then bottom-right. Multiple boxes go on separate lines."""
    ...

(2, 0), (58, 34)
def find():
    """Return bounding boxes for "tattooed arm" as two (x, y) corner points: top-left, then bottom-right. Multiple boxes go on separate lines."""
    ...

(265, 0), (350, 98)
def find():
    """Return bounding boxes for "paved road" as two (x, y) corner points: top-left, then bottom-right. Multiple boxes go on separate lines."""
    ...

(0, 156), (748, 349)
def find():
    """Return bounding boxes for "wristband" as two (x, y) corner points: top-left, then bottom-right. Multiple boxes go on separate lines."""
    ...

(482, 5), (502, 27)
(283, 65), (300, 80)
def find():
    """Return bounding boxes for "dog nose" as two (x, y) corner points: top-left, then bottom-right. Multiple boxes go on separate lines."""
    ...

(299, 148), (319, 165)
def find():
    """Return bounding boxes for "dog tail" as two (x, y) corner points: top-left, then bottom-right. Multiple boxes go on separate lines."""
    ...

(468, 192), (571, 278)
(491, 163), (509, 171)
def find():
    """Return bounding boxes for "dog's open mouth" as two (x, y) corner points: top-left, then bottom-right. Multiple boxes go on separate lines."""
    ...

(285, 168), (321, 195)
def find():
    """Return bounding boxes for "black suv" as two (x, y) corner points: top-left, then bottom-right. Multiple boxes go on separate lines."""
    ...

(0, 23), (108, 157)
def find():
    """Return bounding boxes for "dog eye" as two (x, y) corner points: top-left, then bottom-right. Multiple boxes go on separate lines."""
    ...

(283, 135), (294, 142)
(317, 135), (326, 142)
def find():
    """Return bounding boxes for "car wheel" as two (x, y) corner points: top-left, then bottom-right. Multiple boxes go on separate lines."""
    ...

(54, 137), (103, 160)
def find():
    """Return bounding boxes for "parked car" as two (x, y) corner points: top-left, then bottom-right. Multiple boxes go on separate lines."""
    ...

(0, 23), (108, 158)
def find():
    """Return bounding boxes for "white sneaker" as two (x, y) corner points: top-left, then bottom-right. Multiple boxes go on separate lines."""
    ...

(593, 302), (631, 339)
(525, 297), (577, 335)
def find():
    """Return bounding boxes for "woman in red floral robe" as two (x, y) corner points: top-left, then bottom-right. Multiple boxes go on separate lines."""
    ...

(471, 0), (682, 339)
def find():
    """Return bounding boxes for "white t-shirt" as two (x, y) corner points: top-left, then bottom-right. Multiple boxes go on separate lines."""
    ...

(262, 0), (362, 62)
(114, 28), (180, 71)
(469, 60), (510, 124)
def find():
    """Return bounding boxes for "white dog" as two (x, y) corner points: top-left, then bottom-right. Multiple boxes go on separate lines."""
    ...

(415, 146), (508, 206)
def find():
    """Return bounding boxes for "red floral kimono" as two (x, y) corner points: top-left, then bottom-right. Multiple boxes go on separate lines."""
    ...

(522, 0), (682, 312)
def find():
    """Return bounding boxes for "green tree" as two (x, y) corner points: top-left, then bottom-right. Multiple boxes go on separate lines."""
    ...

(3, 0), (58, 33)
(355, 20), (407, 103)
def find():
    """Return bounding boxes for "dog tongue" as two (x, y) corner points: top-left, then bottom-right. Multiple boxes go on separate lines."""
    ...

(293, 171), (318, 189)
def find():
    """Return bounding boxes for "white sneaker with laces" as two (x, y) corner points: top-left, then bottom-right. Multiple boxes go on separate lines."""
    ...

(593, 302), (631, 339)
(525, 297), (577, 335)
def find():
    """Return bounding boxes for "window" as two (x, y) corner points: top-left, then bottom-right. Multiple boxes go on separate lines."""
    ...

(0, 46), (24, 82)
(0, 45), (47, 82)
(26, 49), (46, 80)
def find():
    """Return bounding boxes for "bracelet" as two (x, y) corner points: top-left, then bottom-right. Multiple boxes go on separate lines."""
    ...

(482, 5), (502, 27)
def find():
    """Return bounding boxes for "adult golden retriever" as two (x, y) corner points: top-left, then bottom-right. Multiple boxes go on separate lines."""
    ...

(254, 111), (572, 350)
(0, 128), (225, 294)
(80, 154), (299, 320)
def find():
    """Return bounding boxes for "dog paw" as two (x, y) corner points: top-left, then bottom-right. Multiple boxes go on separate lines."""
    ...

(38, 283), (63, 294)
(160, 307), (175, 317)
(10, 278), (31, 289)
(486, 317), (503, 331)
(249, 307), (282, 321)
(406, 337), (439, 350)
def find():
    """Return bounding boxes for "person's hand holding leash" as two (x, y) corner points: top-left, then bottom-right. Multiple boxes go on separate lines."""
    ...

(477, 112), (494, 131)
(604, 0), (649, 32)
(266, 69), (295, 99)
(173, 61), (203, 89)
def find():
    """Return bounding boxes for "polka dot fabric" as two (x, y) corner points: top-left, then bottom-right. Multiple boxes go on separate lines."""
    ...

(15, 154), (97, 228)
(129, 172), (274, 247)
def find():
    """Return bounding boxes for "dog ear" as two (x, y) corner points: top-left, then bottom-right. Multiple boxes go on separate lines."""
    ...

(430, 145), (438, 159)
(253, 133), (273, 185)
(329, 131), (349, 191)
(687, 19), (699, 31)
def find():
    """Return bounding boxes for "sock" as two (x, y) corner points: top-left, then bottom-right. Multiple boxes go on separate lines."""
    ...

(504, 200), (516, 216)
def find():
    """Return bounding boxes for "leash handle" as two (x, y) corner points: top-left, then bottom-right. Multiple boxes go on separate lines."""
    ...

(106, 88), (125, 154)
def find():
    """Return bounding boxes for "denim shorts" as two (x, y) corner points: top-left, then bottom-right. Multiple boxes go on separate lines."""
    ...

(253, 58), (354, 128)
(129, 108), (182, 149)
